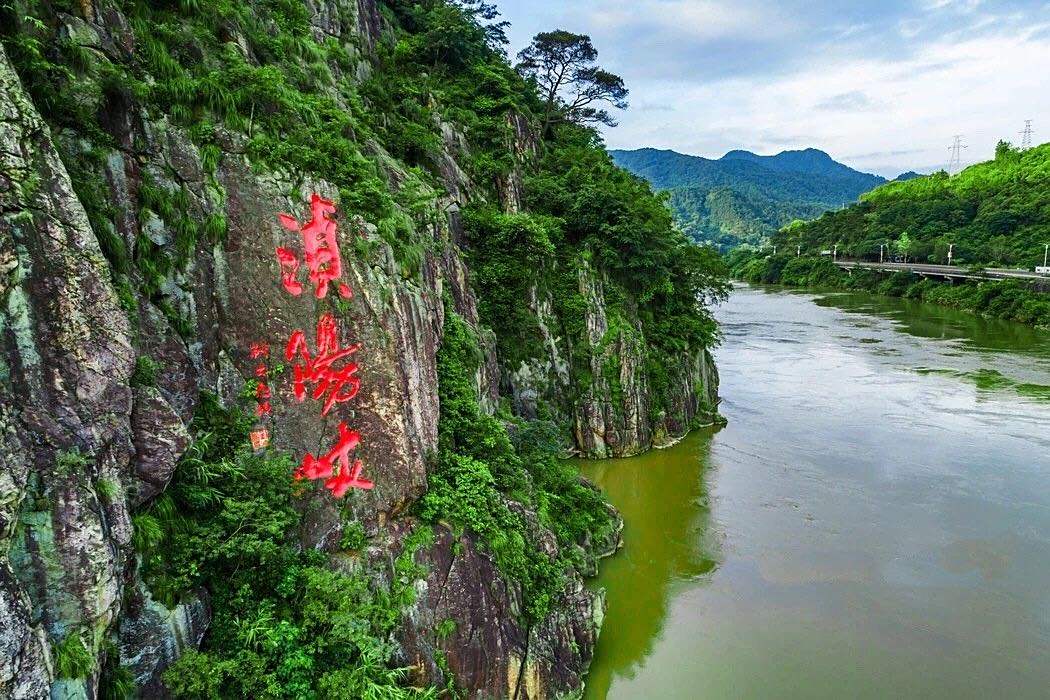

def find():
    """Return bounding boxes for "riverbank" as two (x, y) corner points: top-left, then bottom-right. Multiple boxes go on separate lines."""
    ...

(728, 253), (1050, 327)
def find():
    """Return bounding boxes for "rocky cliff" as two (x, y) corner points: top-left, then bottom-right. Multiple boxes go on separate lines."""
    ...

(507, 269), (720, 460)
(0, 1), (719, 697)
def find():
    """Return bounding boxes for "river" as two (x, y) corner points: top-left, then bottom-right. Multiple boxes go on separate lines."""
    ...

(580, 283), (1050, 699)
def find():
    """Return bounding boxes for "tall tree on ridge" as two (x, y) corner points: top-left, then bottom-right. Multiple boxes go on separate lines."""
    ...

(516, 30), (629, 135)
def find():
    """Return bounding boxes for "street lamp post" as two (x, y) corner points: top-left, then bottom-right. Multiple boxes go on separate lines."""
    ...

(833, 244), (838, 261)
(1044, 243), (1048, 268)
(948, 243), (954, 266)
(879, 243), (884, 263)
(797, 245), (801, 257)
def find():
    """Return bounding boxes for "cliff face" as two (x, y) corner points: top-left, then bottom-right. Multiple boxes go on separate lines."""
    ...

(1, 43), (135, 697)
(0, 1), (717, 697)
(507, 265), (720, 459)
(570, 264), (719, 458)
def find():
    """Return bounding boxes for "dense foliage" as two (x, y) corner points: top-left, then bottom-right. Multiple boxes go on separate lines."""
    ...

(420, 308), (616, 622)
(771, 142), (1050, 268)
(137, 396), (435, 699)
(611, 147), (885, 250)
(375, 0), (724, 636)
(728, 253), (1050, 327)
(369, 5), (730, 417)
(462, 134), (729, 418)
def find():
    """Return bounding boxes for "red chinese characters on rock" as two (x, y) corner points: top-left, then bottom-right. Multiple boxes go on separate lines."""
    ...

(249, 342), (271, 417)
(263, 194), (372, 498)
(285, 314), (361, 416)
(276, 193), (353, 300)
(293, 422), (373, 495)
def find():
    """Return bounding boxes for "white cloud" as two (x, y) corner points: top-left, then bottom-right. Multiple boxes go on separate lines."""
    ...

(603, 27), (1050, 176)
(495, 0), (1050, 175)
(899, 18), (925, 37)
(815, 91), (879, 112)
(583, 0), (793, 40)
(924, 0), (985, 12)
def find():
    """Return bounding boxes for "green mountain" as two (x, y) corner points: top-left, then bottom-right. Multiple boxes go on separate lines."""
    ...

(611, 147), (886, 250)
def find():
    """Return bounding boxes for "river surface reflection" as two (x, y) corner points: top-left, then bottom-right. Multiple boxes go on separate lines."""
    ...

(581, 284), (1050, 699)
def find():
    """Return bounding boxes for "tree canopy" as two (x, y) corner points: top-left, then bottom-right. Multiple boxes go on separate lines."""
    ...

(516, 30), (628, 132)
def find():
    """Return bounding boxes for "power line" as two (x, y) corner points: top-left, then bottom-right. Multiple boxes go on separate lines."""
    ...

(947, 135), (967, 175)
(1020, 120), (1033, 150)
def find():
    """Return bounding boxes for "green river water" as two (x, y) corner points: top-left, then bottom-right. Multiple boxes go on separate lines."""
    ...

(580, 283), (1050, 699)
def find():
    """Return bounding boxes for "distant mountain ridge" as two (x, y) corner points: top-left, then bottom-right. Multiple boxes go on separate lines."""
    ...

(611, 147), (886, 250)
(721, 147), (872, 179)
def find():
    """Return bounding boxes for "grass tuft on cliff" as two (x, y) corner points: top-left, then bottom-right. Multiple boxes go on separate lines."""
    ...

(52, 633), (95, 680)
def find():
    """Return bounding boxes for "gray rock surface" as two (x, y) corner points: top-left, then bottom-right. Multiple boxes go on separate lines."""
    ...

(390, 516), (610, 700)
(129, 386), (190, 507)
(118, 584), (210, 696)
(1, 41), (134, 696)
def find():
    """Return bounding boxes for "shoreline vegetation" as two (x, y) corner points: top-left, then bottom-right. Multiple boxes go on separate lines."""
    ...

(726, 252), (1050, 328)
(723, 141), (1050, 328)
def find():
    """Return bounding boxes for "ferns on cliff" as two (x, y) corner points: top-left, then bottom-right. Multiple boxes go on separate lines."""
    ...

(131, 395), (437, 698)
(458, 207), (557, 366)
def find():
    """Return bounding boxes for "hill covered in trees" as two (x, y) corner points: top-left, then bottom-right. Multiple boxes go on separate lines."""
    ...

(767, 141), (1050, 268)
(729, 142), (1050, 327)
(611, 147), (885, 250)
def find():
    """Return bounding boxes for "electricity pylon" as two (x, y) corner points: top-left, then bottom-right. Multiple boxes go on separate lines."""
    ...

(947, 135), (967, 175)
(1020, 120), (1033, 151)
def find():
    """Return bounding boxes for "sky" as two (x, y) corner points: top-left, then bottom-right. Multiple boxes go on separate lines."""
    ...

(494, 0), (1050, 177)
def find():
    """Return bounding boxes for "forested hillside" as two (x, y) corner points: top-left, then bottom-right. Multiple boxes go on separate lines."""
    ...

(729, 142), (1050, 327)
(612, 147), (885, 250)
(767, 142), (1050, 267)
(0, 0), (726, 698)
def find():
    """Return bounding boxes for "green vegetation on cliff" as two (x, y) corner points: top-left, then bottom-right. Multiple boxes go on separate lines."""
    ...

(0, 0), (725, 426)
(138, 397), (435, 699)
(370, 10), (728, 411)
(2, 0), (724, 694)
(421, 308), (615, 622)
(463, 137), (727, 384)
